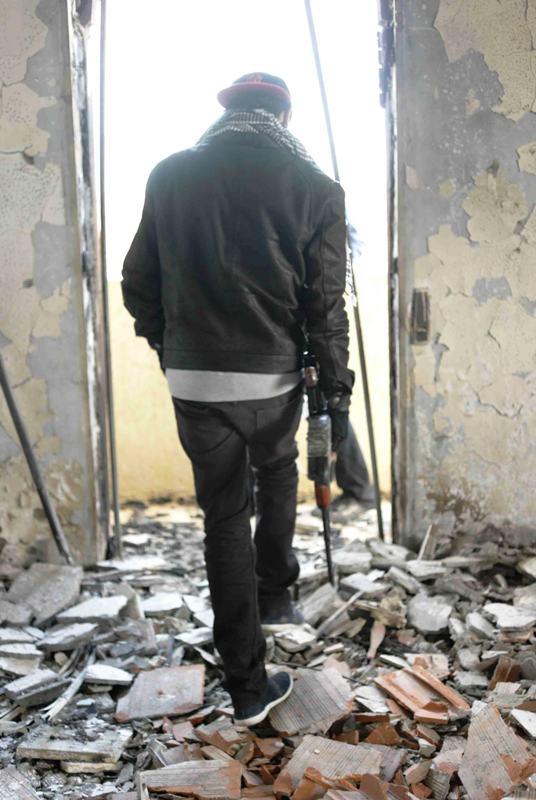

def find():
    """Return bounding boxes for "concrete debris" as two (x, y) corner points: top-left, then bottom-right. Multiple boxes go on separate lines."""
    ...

(0, 501), (534, 799)
(386, 566), (421, 595)
(467, 610), (497, 639)
(140, 591), (188, 618)
(0, 642), (43, 659)
(57, 595), (128, 623)
(518, 557), (536, 579)
(511, 709), (536, 740)
(4, 668), (58, 699)
(0, 627), (38, 644)
(115, 664), (205, 722)
(405, 560), (447, 580)
(407, 593), (453, 634)
(274, 627), (317, 653)
(332, 549), (372, 575)
(84, 664), (134, 686)
(0, 766), (41, 799)
(483, 602), (536, 632)
(0, 599), (33, 626)
(7, 563), (82, 625)
(298, 582), (340, 626)
(0, 653), (43, 676)
(96, 554), (170, 572)
(17, 723), (132, 763)
(38, 622), (99, 651)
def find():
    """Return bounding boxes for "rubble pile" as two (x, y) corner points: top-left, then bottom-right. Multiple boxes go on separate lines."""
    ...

(0, 503), (535, 799)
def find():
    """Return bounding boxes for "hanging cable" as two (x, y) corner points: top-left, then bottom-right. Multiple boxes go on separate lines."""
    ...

(99, 0), (123, 557)
(304, 0), (384, 539)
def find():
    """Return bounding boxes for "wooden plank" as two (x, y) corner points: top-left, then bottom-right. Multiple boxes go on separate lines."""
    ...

(0, 767), (41, 799)
(137, 759), (242, 800)
(273, 735), (383, 795)
(269, 667), (353, 735)
(115, 664), (204, 722)
(458, 704), (536, 800)
(17, 724), (132, 763)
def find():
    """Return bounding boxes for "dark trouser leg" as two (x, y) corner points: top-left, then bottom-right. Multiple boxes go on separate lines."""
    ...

(334, 420), (372, 500)
(172, 399), (266, 709)
(249, 388), (302, 613)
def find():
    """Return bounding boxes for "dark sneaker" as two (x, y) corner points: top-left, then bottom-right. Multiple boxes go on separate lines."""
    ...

(328, 493), (375, 523)
(234, 671), (293, 727)
(260, 601), (305, 632)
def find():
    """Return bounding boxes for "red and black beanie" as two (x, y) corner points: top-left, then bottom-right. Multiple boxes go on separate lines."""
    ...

(217, 72), (292, 112)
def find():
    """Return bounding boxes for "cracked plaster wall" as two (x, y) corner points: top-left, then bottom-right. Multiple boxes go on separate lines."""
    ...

(0, 0), (102, 565)
(396, 0), (536, 542)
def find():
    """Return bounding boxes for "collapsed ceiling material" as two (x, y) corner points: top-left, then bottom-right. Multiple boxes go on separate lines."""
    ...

(0, 502), (534, 798)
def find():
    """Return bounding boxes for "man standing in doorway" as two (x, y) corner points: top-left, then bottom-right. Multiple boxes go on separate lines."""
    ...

(122, 73), (353, 725)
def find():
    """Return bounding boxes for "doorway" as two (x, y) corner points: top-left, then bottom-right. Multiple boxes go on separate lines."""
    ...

(103, 0), (391, 523)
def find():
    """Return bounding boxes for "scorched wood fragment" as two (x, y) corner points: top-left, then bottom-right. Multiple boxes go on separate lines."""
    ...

(458, 704), (536, 800)
(269, 667), (353, 735)
(115, 664), (205, 721)
(137, 759), (242, 800)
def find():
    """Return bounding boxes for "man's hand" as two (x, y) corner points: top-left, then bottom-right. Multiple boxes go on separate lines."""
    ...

(327, 393), (350, 452)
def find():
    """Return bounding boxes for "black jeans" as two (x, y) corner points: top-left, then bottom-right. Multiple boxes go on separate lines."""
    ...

(173, 385), (302, 708)
(335, 421), (373, 501)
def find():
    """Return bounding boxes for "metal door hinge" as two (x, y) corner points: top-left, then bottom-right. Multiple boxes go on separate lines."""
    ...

(410, 288), (430, 343)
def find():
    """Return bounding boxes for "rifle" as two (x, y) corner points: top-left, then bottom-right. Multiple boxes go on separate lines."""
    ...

(304, 353), (335, 585)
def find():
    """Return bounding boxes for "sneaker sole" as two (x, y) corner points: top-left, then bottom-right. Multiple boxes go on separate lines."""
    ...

(235, 676), (293, 727)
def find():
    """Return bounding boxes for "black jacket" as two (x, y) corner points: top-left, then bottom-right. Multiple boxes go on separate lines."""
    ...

(122, 131), (354, 397)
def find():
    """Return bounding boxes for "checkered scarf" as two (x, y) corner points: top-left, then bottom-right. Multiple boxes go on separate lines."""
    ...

(198, 108), (319, 168)
(198, 109), (356, 301)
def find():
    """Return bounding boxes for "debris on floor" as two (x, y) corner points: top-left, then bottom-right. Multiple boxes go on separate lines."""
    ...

(0, 501), (535, 799)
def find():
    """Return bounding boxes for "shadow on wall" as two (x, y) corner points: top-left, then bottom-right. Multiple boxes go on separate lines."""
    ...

(109, 282), (391, 502)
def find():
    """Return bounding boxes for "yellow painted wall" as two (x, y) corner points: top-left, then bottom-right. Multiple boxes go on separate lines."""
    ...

(109, 281), (391, 502)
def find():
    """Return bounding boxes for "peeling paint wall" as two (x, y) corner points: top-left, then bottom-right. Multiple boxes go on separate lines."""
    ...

(0, 0), (104, 564)
(395, 0), (536, 543)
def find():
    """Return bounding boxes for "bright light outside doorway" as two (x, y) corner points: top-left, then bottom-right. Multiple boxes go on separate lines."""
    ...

(104, 0), (390, 506)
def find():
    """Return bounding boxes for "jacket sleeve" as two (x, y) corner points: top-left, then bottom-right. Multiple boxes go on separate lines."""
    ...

(121, 173), (164, 344)
(303, 183), (354, 398)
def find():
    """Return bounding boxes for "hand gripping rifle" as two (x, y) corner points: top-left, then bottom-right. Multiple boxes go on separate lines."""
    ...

(304, 353), (335, 586)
